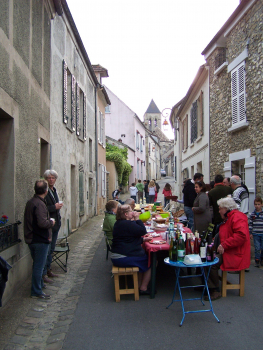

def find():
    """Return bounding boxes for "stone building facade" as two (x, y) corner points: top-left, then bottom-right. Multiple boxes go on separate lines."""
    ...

(50, 2), (100, 234)
(202, 0), (262, 211)
(0, 0), (61, 305)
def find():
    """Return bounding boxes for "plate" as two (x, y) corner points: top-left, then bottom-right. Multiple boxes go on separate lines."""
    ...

(151, 233), (160, 237)
(146, 228), (154, 233)
(149, 240), (166, 245)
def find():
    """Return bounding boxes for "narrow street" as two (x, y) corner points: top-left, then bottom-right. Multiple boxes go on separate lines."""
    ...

(0, 179), (262, 350)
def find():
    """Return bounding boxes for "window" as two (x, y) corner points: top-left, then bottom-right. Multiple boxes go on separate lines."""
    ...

(137, 159), (140, 179)
(154, 118), (157, 127)
(63, 60), (76, 131)
(190, 91), (203, 144)
(148, 142), (151, 155)
(182, 115), (188, 150)
(148, 119), (152, 131)
(76, 85), (86, 140)
(231, 61), (246, 125)
(136, 132), (139, 149)
(105, 105), (111, 113)
(140, 136), (143, 152)
(190, 101), (198, 143)
(98, 164), (106, 198)
(98, 111), (105, 145)
(89, 139), (92, 172)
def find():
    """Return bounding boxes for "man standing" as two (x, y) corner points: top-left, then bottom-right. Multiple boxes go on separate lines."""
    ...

(24, 180), (54, 299)
(136, 180), (144, 203)
(194, 173), (204, 183)
(223, 177), (231, 187)
(182, 178), (196, 230)
(143, 180), (149, 203)
(208, 175), (232, 226)
(43, 170), (63, 282)
(230, 175), (249, 214)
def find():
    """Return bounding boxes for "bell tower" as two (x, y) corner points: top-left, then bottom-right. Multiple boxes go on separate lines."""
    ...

(143, 99), (161, 132)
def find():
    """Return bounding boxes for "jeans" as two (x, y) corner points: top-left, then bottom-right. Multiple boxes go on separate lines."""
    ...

(145, 193), (149, 203)
(253, 234), (263, 261)
(131, 195), (137, 203)
(184, 206), (194, 231)
(164, 197), (170, 207)
(29, 243), (49, 296)
(43, 230), (59, 275)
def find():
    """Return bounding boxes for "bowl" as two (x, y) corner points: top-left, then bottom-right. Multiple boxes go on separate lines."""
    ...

(139, 211), (151, 223)
(155, 218), (166, 224)
(160, 212), (169, 218)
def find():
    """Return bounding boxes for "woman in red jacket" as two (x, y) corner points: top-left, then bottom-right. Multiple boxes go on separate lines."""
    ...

(206, 196), (250, 301)
(162, 183), (172, 207)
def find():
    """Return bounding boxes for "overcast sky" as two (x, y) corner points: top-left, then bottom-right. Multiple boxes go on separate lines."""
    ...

(66, 0), (239, 137)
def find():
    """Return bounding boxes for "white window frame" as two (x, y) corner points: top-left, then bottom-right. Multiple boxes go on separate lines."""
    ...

(105, 105), (111, 113)
(231, 61), (246, 126)
(136, 132), (139, 149)
(140, 136), (143, 152)
(98, 111), (105, 146)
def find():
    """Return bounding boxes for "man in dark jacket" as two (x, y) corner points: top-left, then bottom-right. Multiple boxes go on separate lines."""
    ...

(208, 174), (232, 226)
(24, 180), (54, 299)
(182, 178), (196, 230)
(43, 170), (63, 282)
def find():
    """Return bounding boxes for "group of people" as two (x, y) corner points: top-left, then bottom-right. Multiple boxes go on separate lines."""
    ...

(127, 179), (161, 204)
(24, 170), (62, 299)
(178, 172), (262, 300)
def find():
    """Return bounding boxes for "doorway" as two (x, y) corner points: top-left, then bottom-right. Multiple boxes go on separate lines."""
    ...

(71, 165), (76, 230)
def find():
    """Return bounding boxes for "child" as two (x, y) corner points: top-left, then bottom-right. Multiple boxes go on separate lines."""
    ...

(248, 196), (263, 267)
(102, 200), (119, 246)
(129, 183), (138, 203)
(162, 183), (172, 207)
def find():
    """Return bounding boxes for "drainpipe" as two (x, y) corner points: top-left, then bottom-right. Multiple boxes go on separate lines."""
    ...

(94, 85), (98, 216)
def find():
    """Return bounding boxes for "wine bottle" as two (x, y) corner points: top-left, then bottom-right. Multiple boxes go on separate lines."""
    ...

(200, 234), (206, 262)
(177, 233), (185, 262)
(185, 233), (191, 255)
(169, 236), (174, 262)
(194, 232), (200, 254)
(176, 224), (181, 240)
(172, 236), (178, 262)
(206, 245), (212, 262)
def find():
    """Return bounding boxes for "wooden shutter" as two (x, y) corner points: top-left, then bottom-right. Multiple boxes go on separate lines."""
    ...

(231, 61), (246, 125)
(199, 90), (203, 136)
(83, 93), (86, 140)
(71, 75), (76, 131)
(63, 60), (68, 124)
(76, 83), (80, 136)
(186, 114), (188, 148)
(79, 162), (84, 216)
(181, 119), (184, 151)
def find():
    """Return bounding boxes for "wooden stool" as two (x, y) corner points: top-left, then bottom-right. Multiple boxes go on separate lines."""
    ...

(112, 265), (139, 302)
(221, 270), (245, 297)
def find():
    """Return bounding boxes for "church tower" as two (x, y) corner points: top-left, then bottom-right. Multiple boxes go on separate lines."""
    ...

(144, 99), (161, 132)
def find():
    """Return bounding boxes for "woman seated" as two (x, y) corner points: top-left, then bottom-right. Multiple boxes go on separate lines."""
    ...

(206, 196), (250, 300)
(102, 200), (119, 247)
(192, 181), (211, 234)
(111, 204), (152, 295)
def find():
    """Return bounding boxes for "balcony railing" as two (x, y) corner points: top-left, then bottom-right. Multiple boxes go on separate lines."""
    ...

(0, 221), (22, 252)
(215, 48), (226, 70)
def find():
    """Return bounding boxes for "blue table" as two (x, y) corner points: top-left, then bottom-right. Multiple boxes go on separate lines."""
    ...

(164, 257), (220, 326)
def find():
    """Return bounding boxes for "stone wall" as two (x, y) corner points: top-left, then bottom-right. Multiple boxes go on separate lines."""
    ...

(206, 0), (263, 198)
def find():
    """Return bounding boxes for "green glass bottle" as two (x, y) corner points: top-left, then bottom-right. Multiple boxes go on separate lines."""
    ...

(177, 233), (185, 262)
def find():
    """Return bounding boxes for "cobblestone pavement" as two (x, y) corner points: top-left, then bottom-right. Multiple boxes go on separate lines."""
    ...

(0, 215), (105, 350)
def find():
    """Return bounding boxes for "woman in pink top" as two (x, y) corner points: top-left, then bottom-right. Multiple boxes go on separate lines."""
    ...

(162, 183), (172, 207)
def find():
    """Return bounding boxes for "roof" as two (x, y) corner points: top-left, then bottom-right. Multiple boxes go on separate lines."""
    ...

(145, 99), (161, 114)
(92, 64), (109, 78)
(201, 0), (252, 56)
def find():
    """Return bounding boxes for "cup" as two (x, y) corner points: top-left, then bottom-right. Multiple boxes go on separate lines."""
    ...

(50, 218), (55, 223)
(59, 201), (63, 204)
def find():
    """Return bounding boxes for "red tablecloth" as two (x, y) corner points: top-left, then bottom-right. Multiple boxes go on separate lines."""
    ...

(144, 227), (192, 267)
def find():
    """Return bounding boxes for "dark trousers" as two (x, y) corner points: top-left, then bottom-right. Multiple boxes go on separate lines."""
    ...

(207, 254), (223, 290)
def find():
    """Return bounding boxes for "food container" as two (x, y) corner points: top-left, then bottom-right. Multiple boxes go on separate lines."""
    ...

(139, 211), (151, 223)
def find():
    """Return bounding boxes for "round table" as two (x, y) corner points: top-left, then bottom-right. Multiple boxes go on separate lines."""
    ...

(164, 257), (220, 326)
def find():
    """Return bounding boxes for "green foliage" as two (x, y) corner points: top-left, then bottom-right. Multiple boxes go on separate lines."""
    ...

(106, 143), (131, 185)
(106, 143), (128, 160)
(122, 161), (132, 186)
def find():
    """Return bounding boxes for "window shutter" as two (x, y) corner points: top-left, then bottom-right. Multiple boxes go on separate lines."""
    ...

(231, 61), (246, 125)
(181, 119), (184, 150)
(190, 102), (197, 143)
(71, 75), (76, 131)
(83, 93), (86, 140)
(76, 83), (80, 136)
(186, 114), (188, 148)
(63, 60), (68, 124)
(199, 90), (203, 136)
(238, 63), (246, 122)
(102, 164), (106, 197)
